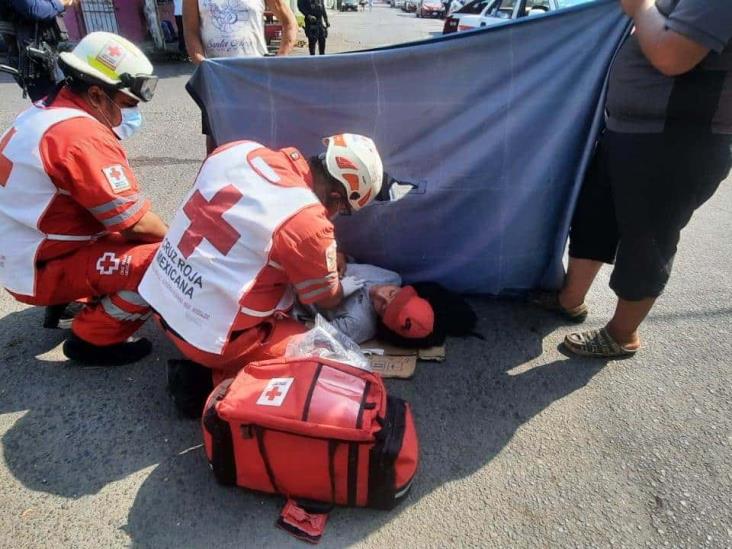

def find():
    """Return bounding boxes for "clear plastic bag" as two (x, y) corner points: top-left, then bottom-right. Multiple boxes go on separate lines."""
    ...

(285, 315), (372, 371)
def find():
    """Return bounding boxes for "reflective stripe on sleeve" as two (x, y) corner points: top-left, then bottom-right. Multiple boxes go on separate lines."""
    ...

(87, 194), (140, 215)
(100, 200), (145, 228)
(294, 273), (338, 291)
(300, 285), (336, 302)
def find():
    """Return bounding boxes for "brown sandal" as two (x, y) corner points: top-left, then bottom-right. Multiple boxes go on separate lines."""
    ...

(564, 328), (638, 358)
(530, 291), (588, 324)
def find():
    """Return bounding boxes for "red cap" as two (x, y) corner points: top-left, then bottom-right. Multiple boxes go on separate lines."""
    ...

(382, 286), (435, 339)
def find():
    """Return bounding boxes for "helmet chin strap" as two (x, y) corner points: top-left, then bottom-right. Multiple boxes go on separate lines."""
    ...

(88, 89), (121, 131)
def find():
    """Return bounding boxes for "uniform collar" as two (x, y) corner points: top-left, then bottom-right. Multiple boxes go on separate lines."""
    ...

(282, 147), (314, 190)
(44, 87), (115, 137)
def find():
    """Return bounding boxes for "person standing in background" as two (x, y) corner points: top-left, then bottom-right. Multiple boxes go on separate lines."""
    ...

(182, 0), (297, 152)
(0, 0), (77, 101)
(173, 0), (186, 57)
(534, 0), (732, 358)
(298, 0), (328, 55)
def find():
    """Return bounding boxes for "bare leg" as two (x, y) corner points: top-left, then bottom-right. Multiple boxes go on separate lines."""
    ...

(605, 297), (654, 349)
(559, 257), (603, 309)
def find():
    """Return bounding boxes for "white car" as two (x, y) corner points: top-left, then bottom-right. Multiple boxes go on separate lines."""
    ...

(443, 0), (593, 34)
(392, 0), (407, 7)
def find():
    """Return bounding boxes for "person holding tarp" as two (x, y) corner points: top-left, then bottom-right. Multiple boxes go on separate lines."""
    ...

(138, 133), (386, 417)
(535, 0), (732, 357)
(182, 0), (298, 153)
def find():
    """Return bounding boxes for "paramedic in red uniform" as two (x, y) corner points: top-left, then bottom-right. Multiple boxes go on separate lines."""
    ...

(0, 32), (167, 365)
(139, 133), (385, 417)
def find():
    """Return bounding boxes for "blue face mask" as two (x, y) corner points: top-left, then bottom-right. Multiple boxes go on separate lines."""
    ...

(112, 106), (143, 140)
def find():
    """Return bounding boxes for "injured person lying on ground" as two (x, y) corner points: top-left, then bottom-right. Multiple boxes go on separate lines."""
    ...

(296, 259), (478, 347)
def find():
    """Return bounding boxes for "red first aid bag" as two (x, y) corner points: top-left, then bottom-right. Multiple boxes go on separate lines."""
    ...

(202, 356), (419, 510)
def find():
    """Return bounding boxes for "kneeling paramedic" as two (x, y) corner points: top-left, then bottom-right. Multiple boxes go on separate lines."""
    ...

(138, 133), (385, 416)
(0, 32), (167, 365)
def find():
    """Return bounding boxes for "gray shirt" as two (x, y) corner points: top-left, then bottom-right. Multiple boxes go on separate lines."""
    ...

(305, 263), (401, 344)
(606, 0), (732, 134)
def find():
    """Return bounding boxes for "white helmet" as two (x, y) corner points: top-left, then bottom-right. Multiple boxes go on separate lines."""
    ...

(323, 133), (384, 211)
(59, 32), (157, 102)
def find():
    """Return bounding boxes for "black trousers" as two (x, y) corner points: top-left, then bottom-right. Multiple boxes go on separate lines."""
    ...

(175, 15), (186, 54)
(569, 129), (732, 301)
(307, 28), (326, 55)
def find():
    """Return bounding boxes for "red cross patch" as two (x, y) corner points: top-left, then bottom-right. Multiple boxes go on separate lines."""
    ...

(96, 252), (121, 275)
(103, 164), (131, 193)
(96, 40), (127, 71)
(256, 378), (294, 407)
(177, 185), (243, 259)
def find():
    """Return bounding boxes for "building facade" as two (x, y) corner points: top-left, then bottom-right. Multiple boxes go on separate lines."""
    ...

(63, 0), (300, 48)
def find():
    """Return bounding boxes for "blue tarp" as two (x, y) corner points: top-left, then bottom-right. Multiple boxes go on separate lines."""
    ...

(187, 0), (629, 294)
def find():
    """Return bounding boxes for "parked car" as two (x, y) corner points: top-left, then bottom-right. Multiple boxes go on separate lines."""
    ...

(392, 0), (407, 7)
(403, 0), (420, 11)
(340, 0), (360, 10)
(443, 0), (593, 34)
(416, 0), (446, 17)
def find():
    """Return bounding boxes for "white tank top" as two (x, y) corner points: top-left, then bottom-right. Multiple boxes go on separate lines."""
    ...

(198, 0), (268, 58)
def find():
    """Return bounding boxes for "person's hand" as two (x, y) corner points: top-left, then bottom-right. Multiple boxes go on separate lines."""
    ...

(62, 0), (78, 6)
(336, 252), (347, 278)
(191, 52), (206, 65)
(326, 21), (331, 27)
(340, 276), (365, 298)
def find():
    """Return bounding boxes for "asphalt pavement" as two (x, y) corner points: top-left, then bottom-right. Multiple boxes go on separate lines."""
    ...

(0, 4), (730, 548)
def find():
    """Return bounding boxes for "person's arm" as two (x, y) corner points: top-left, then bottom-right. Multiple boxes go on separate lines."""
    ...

(41, 124), (166, 242)
(322, 3), (329, 26)
(325, 305), (374, 344)
(266, 0), (297, 55)
(314, 285), (344, 309)
(9, 0), (71, 21)
(297, 0), (311, 16)
(121, 210), (167, 243)
(183, 0), (206, 64)
(621, 0), (709, 76)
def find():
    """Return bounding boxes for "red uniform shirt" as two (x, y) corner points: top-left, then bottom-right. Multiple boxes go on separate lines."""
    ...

(233, 147), (339, 330)
(36, 88), (150, 261)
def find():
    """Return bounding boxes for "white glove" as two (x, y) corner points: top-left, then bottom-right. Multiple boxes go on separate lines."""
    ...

(340, 276), (365, 298)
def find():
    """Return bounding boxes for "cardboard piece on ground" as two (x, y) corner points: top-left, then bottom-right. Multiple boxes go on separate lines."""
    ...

(360, 340), (446, 379)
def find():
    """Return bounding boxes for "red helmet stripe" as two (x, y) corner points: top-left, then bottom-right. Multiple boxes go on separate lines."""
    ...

(335, 156), (358, 170)
(357, 188), (372, 207)
(343, 173), (360, 192)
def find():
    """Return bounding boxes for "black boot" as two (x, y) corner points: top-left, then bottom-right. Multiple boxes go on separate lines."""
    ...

(167, 359), (214, 419)
(62, 334), (152, 366)
(43, 302), (84, 329)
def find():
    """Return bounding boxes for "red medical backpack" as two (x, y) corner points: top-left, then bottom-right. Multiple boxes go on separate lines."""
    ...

(202, 356), (419, 511)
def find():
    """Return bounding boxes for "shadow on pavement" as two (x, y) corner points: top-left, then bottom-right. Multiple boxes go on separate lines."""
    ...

(121, 298), (606, 547)
(0, 299), (604, 546)
(0, 306), (193, 499)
